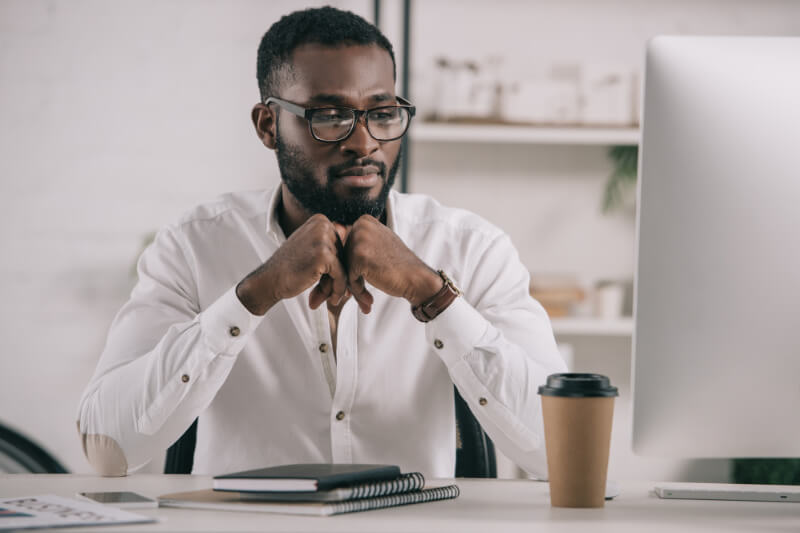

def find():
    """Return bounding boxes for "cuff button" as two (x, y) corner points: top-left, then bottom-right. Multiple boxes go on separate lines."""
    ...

(433, 339), (444, 349)
(229, 326), (241, 337)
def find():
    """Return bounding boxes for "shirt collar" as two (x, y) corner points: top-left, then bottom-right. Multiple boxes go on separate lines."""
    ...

(264, 184), (399, 241)
(385, 189), (398, 233)
(264, 185), (286, 244)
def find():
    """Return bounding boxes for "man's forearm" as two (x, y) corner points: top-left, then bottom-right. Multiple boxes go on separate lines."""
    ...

(77, 286), (261, 475)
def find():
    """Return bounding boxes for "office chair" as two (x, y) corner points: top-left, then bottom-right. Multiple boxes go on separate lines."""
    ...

(165, 387), (497, 477)
(0, 422), (68, 473)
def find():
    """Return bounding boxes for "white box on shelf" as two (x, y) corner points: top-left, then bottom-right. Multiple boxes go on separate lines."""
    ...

(500, 79), (580, 125)
(580, 65), (636, 126)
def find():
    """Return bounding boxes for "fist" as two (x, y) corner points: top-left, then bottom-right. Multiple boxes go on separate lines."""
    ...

(341, 215), (443, 311)
(236, 214), (348, 315)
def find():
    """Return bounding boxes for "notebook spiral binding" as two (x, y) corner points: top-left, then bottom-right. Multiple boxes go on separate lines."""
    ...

(349, 472), (425, 499)
(331, 484), (461, 515)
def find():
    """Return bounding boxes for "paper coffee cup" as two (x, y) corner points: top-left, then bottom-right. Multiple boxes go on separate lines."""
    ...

(538, 373), (618, 508)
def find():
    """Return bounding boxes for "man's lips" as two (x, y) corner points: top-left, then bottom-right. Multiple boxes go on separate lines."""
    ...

(335, 165), (381, 177)
(334, 165), (382, 187)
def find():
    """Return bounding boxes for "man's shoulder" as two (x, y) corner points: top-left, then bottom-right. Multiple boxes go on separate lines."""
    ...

(390, 190), (504, 241)
(172, 188), (274, 230)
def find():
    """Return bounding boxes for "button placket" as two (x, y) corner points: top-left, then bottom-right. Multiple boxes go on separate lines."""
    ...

(313, 306), (336, 398)
(328, 298), (359, 463)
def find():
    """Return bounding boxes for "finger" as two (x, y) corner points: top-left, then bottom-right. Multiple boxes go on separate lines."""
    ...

(333, 230), (346, 265)
(308, 275), (333, 309)
(332, 222), (350, 244)
(326, 255), (348, 306)
(349, 275), (374, 314)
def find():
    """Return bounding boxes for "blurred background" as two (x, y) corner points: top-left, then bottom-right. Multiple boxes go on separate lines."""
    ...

(1, 0), (798, 479)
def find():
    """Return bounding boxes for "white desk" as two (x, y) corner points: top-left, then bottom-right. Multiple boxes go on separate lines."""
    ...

(1, 475), (797, 532)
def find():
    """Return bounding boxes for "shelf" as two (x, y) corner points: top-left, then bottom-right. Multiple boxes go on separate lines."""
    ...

(410, 122), (640, 146)
(550, 317), (634, 337)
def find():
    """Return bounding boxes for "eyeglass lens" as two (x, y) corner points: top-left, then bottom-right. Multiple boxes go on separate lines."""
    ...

(310, 107), (410, 141)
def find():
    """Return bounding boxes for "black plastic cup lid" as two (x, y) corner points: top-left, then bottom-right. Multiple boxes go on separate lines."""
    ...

(538, 373), (618, 398)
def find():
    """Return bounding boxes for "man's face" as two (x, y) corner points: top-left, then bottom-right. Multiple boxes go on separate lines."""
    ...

(273, 44), (402, 225)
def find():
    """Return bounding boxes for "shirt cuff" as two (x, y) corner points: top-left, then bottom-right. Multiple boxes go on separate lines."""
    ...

(199, 285), (265, 356)
(425, 296), (488, 368)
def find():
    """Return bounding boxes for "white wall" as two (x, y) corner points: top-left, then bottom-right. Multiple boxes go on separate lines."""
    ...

(1, 0), (797, 477)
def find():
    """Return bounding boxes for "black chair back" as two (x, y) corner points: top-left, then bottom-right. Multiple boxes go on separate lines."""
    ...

(165, 387), (496, 477)
(0, 422), (68, 473)
(164, 418), (197, 475)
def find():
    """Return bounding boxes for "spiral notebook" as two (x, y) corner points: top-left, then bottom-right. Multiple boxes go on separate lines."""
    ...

(159, 479), (459, 517)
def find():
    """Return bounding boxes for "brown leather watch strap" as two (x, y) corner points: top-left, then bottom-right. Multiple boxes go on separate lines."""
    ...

(411, 270), (461, 323)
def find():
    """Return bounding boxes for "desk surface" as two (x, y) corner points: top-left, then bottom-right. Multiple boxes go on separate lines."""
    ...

(1, 475), (797, 532)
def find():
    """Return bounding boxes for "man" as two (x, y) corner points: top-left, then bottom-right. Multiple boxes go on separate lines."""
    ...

(77, 6), (565, 478)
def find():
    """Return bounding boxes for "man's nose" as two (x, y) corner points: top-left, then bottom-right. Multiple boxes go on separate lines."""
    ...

(339, 115), (379, 157)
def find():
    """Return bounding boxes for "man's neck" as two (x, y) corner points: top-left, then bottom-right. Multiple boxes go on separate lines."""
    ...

(277, 183), (313, 238)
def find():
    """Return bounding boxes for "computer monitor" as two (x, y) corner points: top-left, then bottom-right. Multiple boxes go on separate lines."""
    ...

(632, 36), (800, 458)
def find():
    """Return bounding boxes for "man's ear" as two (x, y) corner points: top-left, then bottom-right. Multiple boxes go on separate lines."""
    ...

(252, 103), (277, 150)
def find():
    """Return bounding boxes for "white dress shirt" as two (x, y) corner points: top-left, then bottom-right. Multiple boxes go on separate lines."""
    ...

(77, 186), (566, 478)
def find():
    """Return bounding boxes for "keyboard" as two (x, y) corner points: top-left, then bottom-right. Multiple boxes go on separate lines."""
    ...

(654, 482), (800, 502)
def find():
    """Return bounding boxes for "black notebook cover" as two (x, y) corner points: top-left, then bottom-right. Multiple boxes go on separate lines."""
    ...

(213, 463), (402, 492)
(237, 472), (426, 502)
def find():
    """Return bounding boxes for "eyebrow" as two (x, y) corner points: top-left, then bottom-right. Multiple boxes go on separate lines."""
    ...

(307, 93), (395, 106)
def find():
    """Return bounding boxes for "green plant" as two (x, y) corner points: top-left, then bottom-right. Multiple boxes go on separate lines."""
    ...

(602, 145), (638, 213)
(732, 458), (800, 485)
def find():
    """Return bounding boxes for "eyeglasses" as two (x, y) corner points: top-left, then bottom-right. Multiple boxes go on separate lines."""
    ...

(264, 96), (416, 143)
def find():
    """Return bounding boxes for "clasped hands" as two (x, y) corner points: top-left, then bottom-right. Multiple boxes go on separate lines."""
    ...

(236, 214), (443, 316)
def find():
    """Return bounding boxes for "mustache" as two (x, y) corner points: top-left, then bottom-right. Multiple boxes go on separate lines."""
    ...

(328, 158), (387, 179)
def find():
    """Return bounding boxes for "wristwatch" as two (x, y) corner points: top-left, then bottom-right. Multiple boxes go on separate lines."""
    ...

(411, 270), (461, 323)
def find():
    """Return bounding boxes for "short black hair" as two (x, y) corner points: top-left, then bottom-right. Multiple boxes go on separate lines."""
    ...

(256, 6), (396, 102)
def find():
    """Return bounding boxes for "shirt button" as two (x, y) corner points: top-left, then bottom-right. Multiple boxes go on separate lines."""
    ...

(319, 343), (329, 353)
(181, 374), (190, 383)
(433, 339), (444, 349)
(229, 326), (240, 337)
(335, 411), (345, 421)
(479, 397), (488, 406)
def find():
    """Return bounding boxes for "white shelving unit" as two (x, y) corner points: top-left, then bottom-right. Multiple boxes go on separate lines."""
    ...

(410, 121), (638, 340)
(411, 122), (640, 146)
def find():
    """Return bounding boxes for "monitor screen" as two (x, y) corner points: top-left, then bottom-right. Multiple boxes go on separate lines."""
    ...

(632, 36), (800, 458)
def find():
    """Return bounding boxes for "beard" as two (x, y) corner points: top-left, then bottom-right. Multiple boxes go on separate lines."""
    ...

(275, 131), (401, 226)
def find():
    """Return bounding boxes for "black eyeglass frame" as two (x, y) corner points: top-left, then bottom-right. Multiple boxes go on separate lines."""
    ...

(264, 96), (416, 143)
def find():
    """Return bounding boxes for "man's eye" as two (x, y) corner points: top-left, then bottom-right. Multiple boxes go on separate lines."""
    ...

(315, 109), (350, 122)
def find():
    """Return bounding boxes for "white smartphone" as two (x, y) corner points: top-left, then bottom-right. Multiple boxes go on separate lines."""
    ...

(77, 491), (159, 509)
